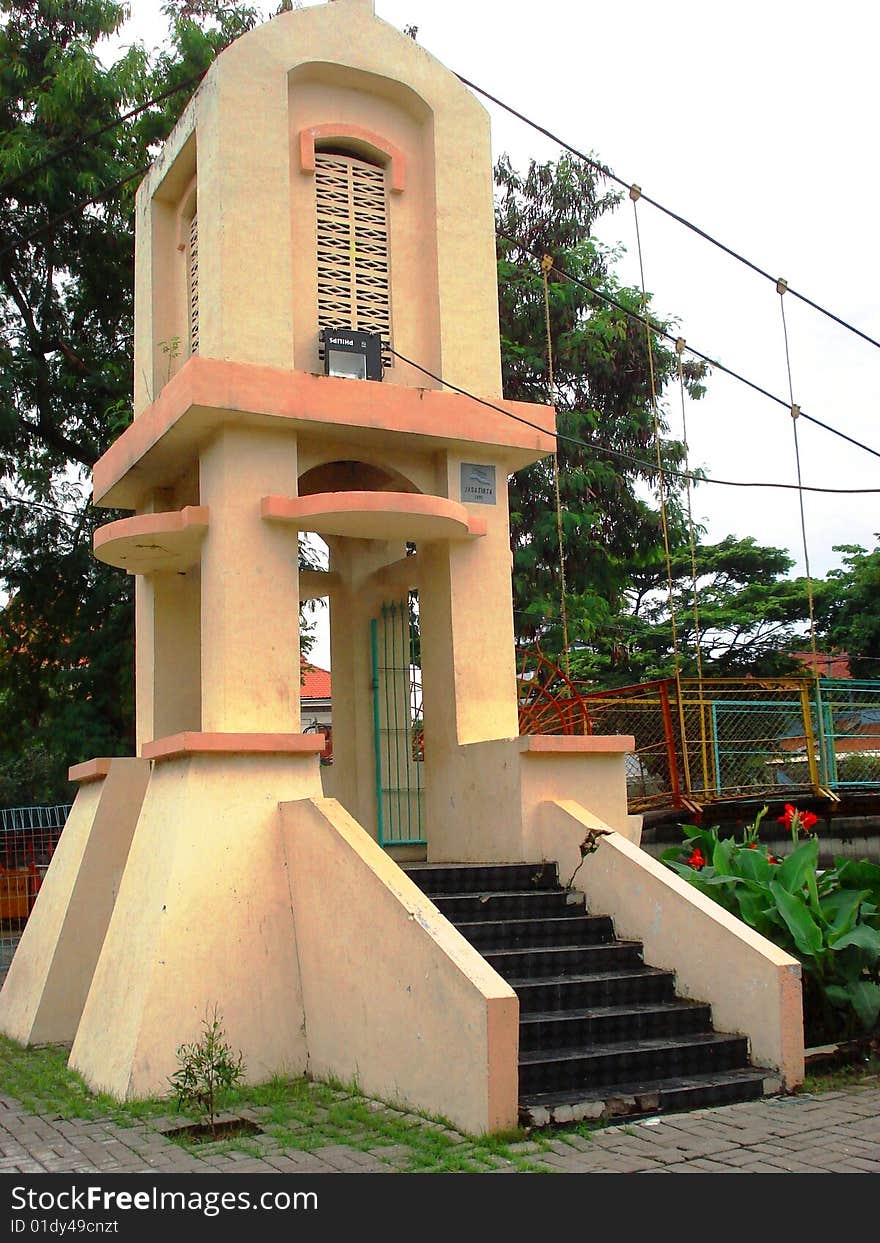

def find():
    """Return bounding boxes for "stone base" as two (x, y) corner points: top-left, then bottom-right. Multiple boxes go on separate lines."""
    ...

(0, 758), (149, 1045)
(69, 749), (322, 1099)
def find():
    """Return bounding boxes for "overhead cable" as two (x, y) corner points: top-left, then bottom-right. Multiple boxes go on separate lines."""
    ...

(457, 72), (880, 353)
(388, 347), (880, 495)
(498, 229), (880, 463)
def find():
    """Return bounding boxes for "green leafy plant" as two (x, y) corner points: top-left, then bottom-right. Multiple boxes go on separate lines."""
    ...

(158, 335), (181, 385)
(169, 1005), (245, 1137)
(661, 806), (880, 1045)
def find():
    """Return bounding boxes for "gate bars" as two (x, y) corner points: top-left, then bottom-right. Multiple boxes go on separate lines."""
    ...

(371, 597), (425, 846)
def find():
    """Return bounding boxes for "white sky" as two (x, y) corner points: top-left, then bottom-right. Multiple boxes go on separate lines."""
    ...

(112, 0), (880, 666)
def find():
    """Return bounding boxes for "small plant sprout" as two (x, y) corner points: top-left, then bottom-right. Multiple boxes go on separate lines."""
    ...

(158, 335), (181, 385)
(564, 826), (610, 890)
(169, 1005), (245, 1137)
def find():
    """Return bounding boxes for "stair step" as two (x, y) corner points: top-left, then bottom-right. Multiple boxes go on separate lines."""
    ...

(484, 940), (644, 980)
(512, 966), (677, 1013)
(519, 1032), (750, 1096)
(518, 1000), (713, 1052)
(403, 861), (559, 896)
(519, 1067), (775, 1126)
(454, 914), (614, 950)
(431, 889), (584, 922)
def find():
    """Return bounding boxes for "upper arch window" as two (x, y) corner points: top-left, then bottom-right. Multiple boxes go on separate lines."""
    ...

(314, 149), (392, 368)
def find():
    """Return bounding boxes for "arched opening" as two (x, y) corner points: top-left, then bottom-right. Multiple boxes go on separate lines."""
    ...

(297, 459), (420, 497)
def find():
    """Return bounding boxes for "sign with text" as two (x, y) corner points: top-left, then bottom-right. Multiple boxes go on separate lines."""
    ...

(460, 463), (496, 505)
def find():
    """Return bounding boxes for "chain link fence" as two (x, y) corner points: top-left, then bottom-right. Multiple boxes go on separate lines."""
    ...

(1, 805), (71, 972)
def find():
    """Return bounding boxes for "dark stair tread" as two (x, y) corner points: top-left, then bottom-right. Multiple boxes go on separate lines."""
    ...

(430, 888), (579, 902)
(509, 965), (671, 989)
(519, 1067), (771, 1112)
(484, 940), (643, 969)
(403, 862), (560, 894)
(519, 999), (708, 1026)
(455, 914), (603, 927)
(519, 1030), (744, 1067)
(427, 894), (574, 904)
(449, 914), (609, 939)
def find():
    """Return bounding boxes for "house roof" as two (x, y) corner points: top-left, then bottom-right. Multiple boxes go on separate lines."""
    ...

(301, 663), (331, 700)
(792, 651), (852, 679)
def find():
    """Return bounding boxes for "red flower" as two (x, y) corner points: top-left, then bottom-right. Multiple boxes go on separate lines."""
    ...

(769, 855), (782, 865)
(747, 842), (758, 849)
(686, 847), (705, 870)
(777, 804), (819, 836)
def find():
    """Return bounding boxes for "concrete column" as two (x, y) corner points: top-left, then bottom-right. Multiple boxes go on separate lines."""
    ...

(420, 454), (519, 750)
(199, 425), (301, 733)
(325, 537), (409, 836)
(136, 570), (201, 750)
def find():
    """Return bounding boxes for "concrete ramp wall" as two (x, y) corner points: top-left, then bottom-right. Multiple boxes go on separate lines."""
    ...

(282, 797), (519, 1135)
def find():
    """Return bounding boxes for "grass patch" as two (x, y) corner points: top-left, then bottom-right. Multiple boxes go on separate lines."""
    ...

(0, 1039), (547, 1173)
(803, 1052), (880, 1095)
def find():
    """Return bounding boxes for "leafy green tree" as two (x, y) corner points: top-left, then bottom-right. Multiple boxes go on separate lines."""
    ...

(495, 153), (707, 661)
(0, 0), (260, 801)
(819, 540), (880, 678)
(576, 535), (817, 684)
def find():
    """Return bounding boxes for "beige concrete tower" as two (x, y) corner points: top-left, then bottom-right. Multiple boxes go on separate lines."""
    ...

(0, 0), (556, 1131)
(0, 1), (804, 1128)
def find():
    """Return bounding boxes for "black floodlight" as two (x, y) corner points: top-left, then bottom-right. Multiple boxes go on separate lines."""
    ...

(321, 327), (383, 381)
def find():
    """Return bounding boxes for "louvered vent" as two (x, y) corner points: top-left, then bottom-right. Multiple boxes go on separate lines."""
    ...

(187, 211), (199, 355)
(315, 153), (391, 367)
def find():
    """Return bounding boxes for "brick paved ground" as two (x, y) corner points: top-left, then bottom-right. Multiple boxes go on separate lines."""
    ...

(0, 1087), (877, 1174)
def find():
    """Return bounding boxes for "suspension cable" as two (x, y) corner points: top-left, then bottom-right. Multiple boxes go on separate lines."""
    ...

(630, 187), (681, 677)
(540, 252), (571, 675)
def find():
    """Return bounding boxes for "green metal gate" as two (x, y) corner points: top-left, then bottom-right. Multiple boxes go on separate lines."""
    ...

(371, 596), (425, 846)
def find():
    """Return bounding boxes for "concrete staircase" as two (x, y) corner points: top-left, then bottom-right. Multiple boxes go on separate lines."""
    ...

(404, 860), (777, 1126)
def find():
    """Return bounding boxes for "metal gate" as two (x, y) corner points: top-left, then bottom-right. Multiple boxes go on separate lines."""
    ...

(371, 596), (425, 846)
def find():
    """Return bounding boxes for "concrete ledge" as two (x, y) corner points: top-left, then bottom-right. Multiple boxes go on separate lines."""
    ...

(261, 491), (486, 542)
(142, 732), (325, 761)
(68, 758), (114, 785)
(543, 799), (804, 1087)
(93, 506), (208, 574)
(519, 734), (636, 755)
(282, 797), (519, 1135)
(93, 358), (556, 508)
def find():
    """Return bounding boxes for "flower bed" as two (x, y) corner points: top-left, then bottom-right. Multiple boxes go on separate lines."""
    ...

(661, 805), (880, 1046)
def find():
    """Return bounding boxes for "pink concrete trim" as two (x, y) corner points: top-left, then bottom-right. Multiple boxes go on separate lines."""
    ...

(261, 491), (486, 541)
(93, 506), (209, 572)
(68, 758), (114, 784)
(92, 358), (555, 508)
(142, 732), (326, 761)
(299, 124), (406, 193)
(519, 734), (636, 755)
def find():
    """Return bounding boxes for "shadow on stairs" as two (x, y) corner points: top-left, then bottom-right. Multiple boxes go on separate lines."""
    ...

(403, 860), (781, 1127)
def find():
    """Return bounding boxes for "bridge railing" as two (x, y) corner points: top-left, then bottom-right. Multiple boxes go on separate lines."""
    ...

(576, 677), (880, 811)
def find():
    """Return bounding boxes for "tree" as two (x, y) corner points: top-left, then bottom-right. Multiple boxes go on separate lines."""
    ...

(573, 534), (817, 685)
(495, 154), (707, 662)
(0, 1), (260, 801)
(820, 540), (880, 678)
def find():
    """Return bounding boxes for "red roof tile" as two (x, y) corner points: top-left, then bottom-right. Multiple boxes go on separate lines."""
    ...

(301, 663), (331, 698)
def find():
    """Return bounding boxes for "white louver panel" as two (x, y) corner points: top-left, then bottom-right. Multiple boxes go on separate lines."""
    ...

(187, 211), (199, 355)
(315, 153), (392, 366)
